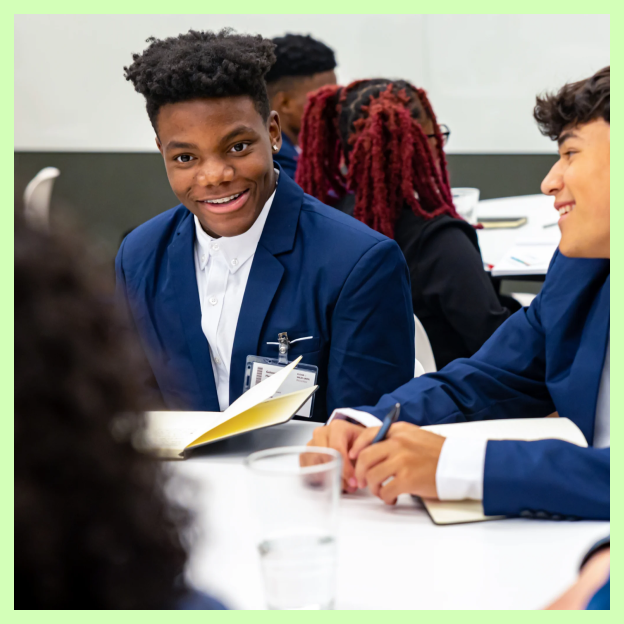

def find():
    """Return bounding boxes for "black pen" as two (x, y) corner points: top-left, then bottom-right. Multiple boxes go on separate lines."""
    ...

(371, 403), (401, 444)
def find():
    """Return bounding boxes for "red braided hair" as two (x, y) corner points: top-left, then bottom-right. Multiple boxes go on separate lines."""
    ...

(296, 84), (346, 203)
(296, 79), (460, 239)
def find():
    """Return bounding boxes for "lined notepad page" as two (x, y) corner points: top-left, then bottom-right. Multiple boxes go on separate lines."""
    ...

(491, 240), (559, 277)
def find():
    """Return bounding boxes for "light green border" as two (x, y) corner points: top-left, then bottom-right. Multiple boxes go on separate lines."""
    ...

(8, 4), (615, 618)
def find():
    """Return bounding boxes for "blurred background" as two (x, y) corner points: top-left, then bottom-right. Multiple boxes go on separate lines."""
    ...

(14, 14), (610, 260)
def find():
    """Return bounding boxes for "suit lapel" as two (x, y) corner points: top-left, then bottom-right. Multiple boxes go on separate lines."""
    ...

(167, 213), (219, 409)
(568, 274), (610, 444)
(228, 169), (303, 404)
(229, 247), (285, 402)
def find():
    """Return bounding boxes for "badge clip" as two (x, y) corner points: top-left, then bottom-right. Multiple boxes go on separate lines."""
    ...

(277, 332), (290, 364)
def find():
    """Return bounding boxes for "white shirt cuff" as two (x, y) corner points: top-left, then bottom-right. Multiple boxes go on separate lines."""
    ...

(435, 437), (488, 501)
(327, 408), (383, 428)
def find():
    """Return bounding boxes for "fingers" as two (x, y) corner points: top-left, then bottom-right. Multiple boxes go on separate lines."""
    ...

(354, 442), (392, 488)
(328, 425), (357, 492)
(363, 458), (399, 497)
(300, 427), (329, 467)
(305, 421), (364, 493)
(348, 426), (380, 461)
(378, 474), (405, 506)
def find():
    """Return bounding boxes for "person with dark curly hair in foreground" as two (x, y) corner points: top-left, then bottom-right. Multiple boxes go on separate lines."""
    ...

(119, 29), (415, 423)
(14, 213), (225, 609)
(265, 33), (337, 178)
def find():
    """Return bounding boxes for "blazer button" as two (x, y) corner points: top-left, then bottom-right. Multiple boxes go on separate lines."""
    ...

(520, 510), (534, 518)
(551, 514), (564, 521)
(535, 511), (550, 519)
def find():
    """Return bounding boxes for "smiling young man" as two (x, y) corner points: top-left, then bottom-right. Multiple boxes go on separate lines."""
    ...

(309, 67), (610, 518)
(117, 30), (415, 422)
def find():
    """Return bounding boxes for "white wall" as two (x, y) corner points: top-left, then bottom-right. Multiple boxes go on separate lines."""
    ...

(14, 14), (609, 154)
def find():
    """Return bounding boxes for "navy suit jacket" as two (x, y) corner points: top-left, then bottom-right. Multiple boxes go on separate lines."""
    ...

(272, 133), (298, 179)
(357, 251), (610, 519)
(115, 169), (415, 422)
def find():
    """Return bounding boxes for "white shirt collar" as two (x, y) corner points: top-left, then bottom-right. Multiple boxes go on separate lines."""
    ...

(194, 172), (278, 274)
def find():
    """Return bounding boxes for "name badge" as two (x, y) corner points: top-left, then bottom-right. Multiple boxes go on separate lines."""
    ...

(243, 333), (319, 418)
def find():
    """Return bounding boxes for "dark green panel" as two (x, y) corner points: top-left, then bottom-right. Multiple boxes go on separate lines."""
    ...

(14, 152), (178, 258)
(446, 154), (558, 199)
(15, 151), (558, 262)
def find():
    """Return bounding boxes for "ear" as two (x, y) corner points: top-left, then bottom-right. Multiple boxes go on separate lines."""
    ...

(270, 91), (289, 114)
(267, 111), (282, 151)
(277, 91), (297, 115)
(156, 136), (163, 156)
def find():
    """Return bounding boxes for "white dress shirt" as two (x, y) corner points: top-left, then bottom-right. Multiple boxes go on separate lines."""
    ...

(194, 184), (277, 411)
(329, 335), (611, 501)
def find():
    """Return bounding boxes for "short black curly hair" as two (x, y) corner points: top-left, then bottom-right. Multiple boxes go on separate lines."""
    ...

(265, 33), (336, 84)
(124, 28), (276, 132)
(534, 66), (610, 141)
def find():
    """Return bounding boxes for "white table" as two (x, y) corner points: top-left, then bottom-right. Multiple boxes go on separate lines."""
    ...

(476, 195), (561, 276)
(171, 421), (608, 610)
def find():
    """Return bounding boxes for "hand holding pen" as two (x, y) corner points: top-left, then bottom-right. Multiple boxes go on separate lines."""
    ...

(370, 403), (401, 444)
(348, 406), (446, 504)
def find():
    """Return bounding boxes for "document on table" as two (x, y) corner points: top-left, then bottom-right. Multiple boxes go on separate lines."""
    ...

(419, 417), (587, 525)
(491, 239), (559, 277)
(136, 356), (317, 459)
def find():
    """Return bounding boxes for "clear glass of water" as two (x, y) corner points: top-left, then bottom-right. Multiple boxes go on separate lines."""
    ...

(245, 446), (342, 610)
(452, 187), (480, 224)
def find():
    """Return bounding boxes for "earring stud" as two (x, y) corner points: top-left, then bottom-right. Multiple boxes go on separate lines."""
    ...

(272, 144), (279, 152)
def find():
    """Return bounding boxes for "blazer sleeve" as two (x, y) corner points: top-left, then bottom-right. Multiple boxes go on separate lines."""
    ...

(415, 224), (510, 354)
(355, 271), (556, 424)
(326, 239), (415, 416)
(484, 441), (610, 520)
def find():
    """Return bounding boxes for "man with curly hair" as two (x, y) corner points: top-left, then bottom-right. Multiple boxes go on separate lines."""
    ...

(265, 33), (337, 178)
(119, 29), (415, 423)
(308, 67), (610, 521)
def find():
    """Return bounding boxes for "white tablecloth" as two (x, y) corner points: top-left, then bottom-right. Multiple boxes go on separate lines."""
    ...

(476, 195), (561, 276)
(171, 421), (608, 610)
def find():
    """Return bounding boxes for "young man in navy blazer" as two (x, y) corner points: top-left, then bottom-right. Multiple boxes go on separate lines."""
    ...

(311, 67), (610, 519)
(117, 29), (415, 422)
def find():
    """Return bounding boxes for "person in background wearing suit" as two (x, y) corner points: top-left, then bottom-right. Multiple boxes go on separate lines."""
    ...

(307, 67), (610, 519)
(265, 33), (337, 179)
(296, 79), (515, 369)
(14, 213), (224, 609)
(118, 30), (415, 423)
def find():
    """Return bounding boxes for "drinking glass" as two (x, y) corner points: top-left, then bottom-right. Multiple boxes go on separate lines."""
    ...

(245, 446), (341, 610)
(452, 187), (480, 224)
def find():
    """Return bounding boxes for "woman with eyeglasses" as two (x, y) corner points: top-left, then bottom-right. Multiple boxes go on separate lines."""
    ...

(296, 79), (514, 369)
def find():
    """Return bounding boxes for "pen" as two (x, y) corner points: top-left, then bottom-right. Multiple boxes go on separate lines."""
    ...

(371, 403), (401, 444)
(510, 256), (531, 266)
(543, 222), (559, 228)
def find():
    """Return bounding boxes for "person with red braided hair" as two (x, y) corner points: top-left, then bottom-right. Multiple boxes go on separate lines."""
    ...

(297, 79), (514, 369)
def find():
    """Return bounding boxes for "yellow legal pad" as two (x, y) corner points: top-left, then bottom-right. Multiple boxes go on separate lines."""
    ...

(136, 357), (317, 459)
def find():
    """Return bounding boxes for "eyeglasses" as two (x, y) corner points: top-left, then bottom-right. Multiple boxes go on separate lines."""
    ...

(426, 124), (451, 147)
